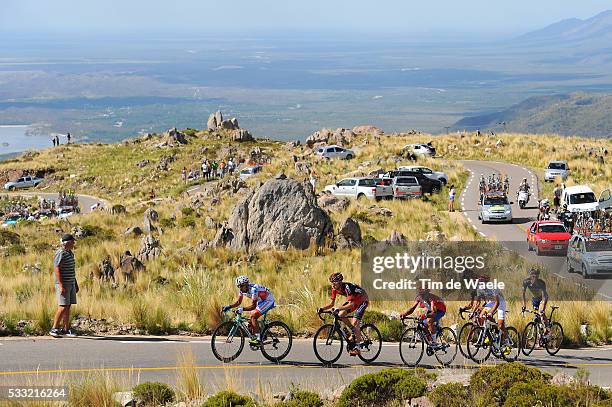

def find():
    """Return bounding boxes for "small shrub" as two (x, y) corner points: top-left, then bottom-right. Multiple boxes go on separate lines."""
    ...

(470, 362), (551, 405)
(0, 229), (20, 245)
(179, 216), (196, 228)
(35, 304), (53, 334)
(201, 390), (257, 407)
(181, 207), (195, 217)
(7, 244), (26, 256)
(337, 368), (426, 407)
(133, 381), (175, 406)
(275, 389), (323, 407)
(430, 383), (471, 407)
(159, 217), (176, 229)
(69, 372), (118, 407)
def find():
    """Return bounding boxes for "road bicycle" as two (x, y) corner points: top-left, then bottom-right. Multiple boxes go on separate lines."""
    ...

(211, 309), (292, 363)
(399, 316), (458, 367)
(466, 312), (520, 363)
(313, 310), (382, 365)
(522, 305), (564, 356)
(458, 308), (482, 358)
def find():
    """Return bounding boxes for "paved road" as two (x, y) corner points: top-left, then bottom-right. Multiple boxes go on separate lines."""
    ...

(5, 192), (108, 214)
(459, 160), (612, 300)
(0, 337), (610, 390)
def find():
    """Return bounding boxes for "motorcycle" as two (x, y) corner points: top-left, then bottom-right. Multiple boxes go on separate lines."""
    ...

(517, 189), (530, 209)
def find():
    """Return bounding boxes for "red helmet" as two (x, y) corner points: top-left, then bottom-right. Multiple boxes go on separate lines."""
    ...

(476, 273), (490, 282)
(329, 273), (344, 283)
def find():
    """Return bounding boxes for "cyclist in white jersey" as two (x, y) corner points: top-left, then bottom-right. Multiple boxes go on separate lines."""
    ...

(223, 276), (275, 345)
(476, 275), (509, 344)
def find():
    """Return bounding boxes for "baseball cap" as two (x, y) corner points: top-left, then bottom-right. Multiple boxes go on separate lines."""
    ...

(61, 234), (75, 242)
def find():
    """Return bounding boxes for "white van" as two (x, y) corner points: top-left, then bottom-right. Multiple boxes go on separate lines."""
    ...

(561, 185), (599, 213)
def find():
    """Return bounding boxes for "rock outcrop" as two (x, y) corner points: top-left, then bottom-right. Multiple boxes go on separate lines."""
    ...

(119, 250), (146, 282)
(352, 125), (383, 136)
(214, 178), (332, 251)
(317, 194), (350, 213)
(232, 129), (254, 142)
(142, 208), (159, 234)
(306, 128), (355, 147)
(336, 218), (362, 249)
(93, 255), (115, 281)
(207, 111), (224, 131)
(163, 128), (188, 145)
(137, 235), (162, 262)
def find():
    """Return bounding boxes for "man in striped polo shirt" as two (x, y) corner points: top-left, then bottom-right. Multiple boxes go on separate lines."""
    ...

(50, 234), (79, 338)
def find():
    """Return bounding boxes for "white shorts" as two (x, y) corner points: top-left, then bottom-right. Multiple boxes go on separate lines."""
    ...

(484, 299), (506, 320)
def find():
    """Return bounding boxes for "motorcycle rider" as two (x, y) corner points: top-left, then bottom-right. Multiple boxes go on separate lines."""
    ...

(538, 198), (551, 221)
(557, 203), (573, 233)
(519, 177), (530, 192)
(503, 175), (510, 194)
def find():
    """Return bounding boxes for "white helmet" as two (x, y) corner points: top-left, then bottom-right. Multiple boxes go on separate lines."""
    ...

(235, 275), (249, 286)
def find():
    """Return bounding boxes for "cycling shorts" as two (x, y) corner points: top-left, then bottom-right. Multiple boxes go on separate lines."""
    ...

(484, 298), (506, 320)
(532, 297), (542, 310)
(345, 297), (368, 320)
(420, 310), (445, 322)
(254, 295), (276, 317)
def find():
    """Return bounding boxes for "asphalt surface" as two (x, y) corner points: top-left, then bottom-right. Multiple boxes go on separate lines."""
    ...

(0, 337), (611, 390)
(459, 160), (612, 300)
(5, 191), (108, 214)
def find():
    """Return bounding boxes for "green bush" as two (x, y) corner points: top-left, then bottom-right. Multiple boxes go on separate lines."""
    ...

(430, 383), (472, 407)
(159, 217), (176, 229)
(6, 244), (26, 256)
(181, 207), (195, 217)
(470, 362), (551, 405)
(201, 390), (257, 407)
(179, 215), (196, 228)
(337, 368), (426, 407)
(0, 230), (20, 245)
(275, 389), (323, 407)
(133, 381), (175, 406)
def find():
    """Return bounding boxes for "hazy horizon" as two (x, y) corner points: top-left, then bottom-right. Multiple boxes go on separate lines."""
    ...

(1, 1), (609, 39)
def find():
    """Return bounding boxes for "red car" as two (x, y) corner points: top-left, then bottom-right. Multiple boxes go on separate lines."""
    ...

(527, 221), (571, 255)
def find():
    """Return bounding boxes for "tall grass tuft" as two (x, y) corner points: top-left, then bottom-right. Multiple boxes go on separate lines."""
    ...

(176, 348), (205, 401)
(68, 372), (118, 407)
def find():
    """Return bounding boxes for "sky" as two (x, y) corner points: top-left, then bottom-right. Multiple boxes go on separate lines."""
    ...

(1, 0), (610, 38)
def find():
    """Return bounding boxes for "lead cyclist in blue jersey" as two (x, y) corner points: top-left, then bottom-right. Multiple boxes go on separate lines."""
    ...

(223, 276), (275, 346)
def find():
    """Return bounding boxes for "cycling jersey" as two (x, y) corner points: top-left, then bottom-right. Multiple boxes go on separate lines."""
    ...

(523, 278), (546, 300)
(478, 288), (506, 320)
(416, 294), (447, 313)
(239, 283), (272, 301)
(331, 282), (366, 302)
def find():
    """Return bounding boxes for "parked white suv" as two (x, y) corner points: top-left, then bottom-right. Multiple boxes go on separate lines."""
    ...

(398, 166), (447, 185)
(561, 185), (598, 213)
(404, 144), (435, 156)
(315, 145), (355, 160)
(544, 160), (570, 182)
(323, 177), (392, 201)
(4, 175), (44, 191)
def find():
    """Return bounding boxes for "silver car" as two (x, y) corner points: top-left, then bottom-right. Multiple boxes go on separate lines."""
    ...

(4, 175), (44, 190)
(567, 234), (612, 278)
(315, 145), (355, 160)
(544, 161), (569, 182)
(478, 192), (513, 223)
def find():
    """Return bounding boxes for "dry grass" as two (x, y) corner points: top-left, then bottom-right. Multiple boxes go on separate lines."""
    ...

(176, 348), (205, 401)
(0, 130), (610, 346)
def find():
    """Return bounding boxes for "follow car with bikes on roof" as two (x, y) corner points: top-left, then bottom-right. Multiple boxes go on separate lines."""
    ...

(210, 270), (566, 366)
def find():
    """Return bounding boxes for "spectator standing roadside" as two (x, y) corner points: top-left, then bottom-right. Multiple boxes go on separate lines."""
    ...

(212, 161), (219, 178)
(309, 170), (317, 193)
(67, 133), (71, 144)
(553, 184), (563, 212)
(202, 161), (209, 180)
(52, 137), (56, 147)
(228, 158), (235, 174)
(448, 184), (456, 212)
(50, 234), (78, 337)
(56, 135), (60, 146)
(182, 167), (187, 183)
(220, 161), (226, 178)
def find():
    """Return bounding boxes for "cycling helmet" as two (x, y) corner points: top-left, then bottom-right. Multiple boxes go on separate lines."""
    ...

(528, 268), (539, 277)
(523, 177), (527, 182)
(235, 275), (249, 286)
(476, 273), (490, 282)
(329, 272), (344, 283)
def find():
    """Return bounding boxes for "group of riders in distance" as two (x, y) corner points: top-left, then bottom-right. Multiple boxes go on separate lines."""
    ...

(211, 269), (563, 365)
(480, 173), (556, 218)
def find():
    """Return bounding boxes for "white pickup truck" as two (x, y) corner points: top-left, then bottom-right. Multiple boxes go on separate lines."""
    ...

(324, 177), (393, 201)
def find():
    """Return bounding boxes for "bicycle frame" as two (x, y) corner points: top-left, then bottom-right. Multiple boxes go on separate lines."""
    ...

(224, 310), (268, 342)
(402, 316), (439, 347)
(318, 310), (356, 345)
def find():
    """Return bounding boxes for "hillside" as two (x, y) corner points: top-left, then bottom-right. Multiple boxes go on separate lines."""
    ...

(453, 92), (612, 137)
(516, 10), (612, 44)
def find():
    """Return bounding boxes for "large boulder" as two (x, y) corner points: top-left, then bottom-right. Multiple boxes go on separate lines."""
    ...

(142, 208), (159, 234)
(317, 194), (349, 212)
(305, 128), (355, 147)
(164, 128), (188, 145)
(137, 235), (162, 262)
(336, 218), (362, 249)
(119, 250), (146, 282)
(207, 111), (223, 131)
(352, 125), (383, 136)
(232, 129), (254, 142)
(217, 178), (333, 251)
(219, 118), (239, 130)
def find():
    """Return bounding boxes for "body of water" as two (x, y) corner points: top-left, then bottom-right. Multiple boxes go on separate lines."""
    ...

(0, 125), (52, 157)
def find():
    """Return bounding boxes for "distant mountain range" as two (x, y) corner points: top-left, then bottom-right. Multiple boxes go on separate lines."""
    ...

(452, 92), (612, 137)
(516, 10), (612, 44)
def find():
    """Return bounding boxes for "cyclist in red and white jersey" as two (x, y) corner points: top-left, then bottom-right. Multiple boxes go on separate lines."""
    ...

(401, 287), (446, 346)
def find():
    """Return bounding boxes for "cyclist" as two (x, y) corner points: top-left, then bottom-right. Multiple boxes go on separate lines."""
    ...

(223, 276), (275, 346)
(319, 273), (369, 356)
(401, 287), (446, 347)
(522, 268), (549, 333)
(503, 175), (510, 194)
(477, 276), (509, 345)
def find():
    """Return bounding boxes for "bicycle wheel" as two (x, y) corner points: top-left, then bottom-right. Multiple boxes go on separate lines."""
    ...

(211, 321), (245, 363)
(522, 322), (538, 356)
(435, 327), (458, 367)
(458, 322), (474, 358)
(545, 322), (564, 356)
(260, 321), (293, 362)
(502, 326), (521, 362)
(358, 323), (382, 364)
(399, 327), (425, 366)
(313, 324), (343, 365)
(467, 326), (491, 364)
